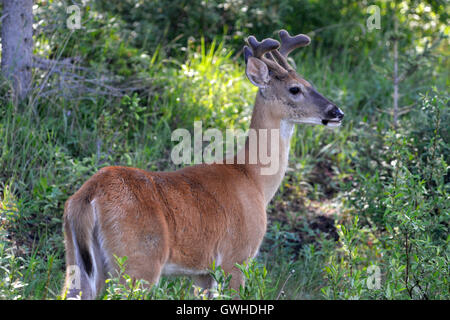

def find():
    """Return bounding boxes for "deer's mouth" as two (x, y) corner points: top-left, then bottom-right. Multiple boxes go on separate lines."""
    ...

(322, 119), (342, 127)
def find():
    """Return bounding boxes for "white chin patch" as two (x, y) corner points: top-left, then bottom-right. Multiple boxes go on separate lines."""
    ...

(290, 118), (343, 127)
(325, 120), (342, 127)
(291, 117), (324, 126)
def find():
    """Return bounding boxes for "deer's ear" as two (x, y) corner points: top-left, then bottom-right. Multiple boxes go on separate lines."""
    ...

(245, 57), (269, 88)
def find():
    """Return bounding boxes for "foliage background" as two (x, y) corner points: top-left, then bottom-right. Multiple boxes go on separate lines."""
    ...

(0, 0), (448, 299)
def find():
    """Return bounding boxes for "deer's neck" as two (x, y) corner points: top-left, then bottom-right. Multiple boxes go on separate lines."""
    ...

(239, 92), (294, 206)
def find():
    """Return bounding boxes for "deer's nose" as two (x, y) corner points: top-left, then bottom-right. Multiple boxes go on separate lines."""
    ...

(327, 106), (344, 120)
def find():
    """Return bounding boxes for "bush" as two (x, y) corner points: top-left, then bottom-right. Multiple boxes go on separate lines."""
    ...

(322, 92), (449, 299)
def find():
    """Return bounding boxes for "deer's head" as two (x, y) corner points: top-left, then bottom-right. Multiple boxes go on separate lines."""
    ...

(244, 30), (344, 127)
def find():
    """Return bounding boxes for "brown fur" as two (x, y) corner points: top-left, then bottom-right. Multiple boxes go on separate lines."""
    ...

(62, 164), (266, 298)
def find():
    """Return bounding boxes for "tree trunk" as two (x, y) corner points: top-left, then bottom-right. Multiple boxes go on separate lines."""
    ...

(1, 0), (34, 101)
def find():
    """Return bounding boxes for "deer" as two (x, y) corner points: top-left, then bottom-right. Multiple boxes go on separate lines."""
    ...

(62, 30), (344, 299)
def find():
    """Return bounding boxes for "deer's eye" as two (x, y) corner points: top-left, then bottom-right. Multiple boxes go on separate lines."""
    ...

(289, 87), (301, 95)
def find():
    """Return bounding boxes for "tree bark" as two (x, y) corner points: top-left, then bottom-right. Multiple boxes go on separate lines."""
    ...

(1, 0), (34, 101)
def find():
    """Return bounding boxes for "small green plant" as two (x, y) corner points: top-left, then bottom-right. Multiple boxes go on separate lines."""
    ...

(207, 262), (233, 299)
(236, 260), (268, 300)
(0, 244), (26, 300)
(103, 256), (152, 300)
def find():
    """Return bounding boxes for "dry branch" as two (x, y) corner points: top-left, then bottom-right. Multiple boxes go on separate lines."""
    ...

(31, 55), (154, 101)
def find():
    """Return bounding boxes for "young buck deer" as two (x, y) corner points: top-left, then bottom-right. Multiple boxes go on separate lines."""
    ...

(62, 30), (344, 299)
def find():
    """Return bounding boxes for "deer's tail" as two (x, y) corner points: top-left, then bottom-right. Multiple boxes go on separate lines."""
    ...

(62, 195), (109, 300)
